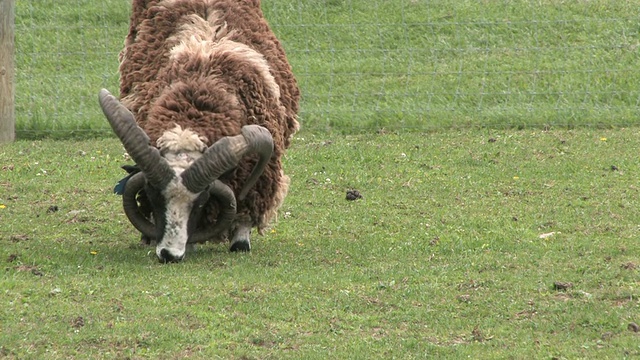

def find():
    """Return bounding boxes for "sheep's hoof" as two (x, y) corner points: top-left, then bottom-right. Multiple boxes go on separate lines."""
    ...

(230, 240), (251, 252)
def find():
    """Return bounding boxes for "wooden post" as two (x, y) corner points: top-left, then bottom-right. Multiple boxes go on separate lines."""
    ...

(0, 0), (16, 143)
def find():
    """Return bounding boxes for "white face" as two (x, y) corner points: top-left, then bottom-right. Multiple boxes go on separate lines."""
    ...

(156, 177), (200, 260)
(152, 125), (208, 262)
(154, 177), (201, 262)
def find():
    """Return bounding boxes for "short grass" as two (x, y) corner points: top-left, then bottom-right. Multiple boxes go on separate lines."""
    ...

(13, 0), (640, 138)
(1, 128), (639, 358)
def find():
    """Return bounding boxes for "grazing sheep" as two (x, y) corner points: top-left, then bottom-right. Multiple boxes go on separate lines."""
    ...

(99, 0), (299, 262)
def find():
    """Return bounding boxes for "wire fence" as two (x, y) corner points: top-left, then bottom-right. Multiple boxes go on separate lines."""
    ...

(10, 1), (640, 139)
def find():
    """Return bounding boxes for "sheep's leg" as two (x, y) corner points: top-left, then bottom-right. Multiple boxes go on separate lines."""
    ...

(230, 218), (252, 252)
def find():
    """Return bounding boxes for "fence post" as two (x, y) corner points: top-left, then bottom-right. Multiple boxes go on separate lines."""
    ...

(0, 0), (16, 143)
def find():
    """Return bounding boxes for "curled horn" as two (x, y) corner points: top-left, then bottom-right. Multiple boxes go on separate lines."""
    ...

(98, 89), (174, 188)
(190, 180), (237, 243)
(181, 125), (274, 200)
(121, 172), (156, 239)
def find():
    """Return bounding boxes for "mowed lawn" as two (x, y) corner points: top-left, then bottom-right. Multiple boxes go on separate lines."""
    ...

(1, 129), (639, 358)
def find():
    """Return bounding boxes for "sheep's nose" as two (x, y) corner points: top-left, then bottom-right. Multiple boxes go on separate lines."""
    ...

(158, 248), (184, 263)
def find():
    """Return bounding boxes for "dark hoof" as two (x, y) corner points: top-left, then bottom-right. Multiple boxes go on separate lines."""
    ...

(230, 240), (251, 252)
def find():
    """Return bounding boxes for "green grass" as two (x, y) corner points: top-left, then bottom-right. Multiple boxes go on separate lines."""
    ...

(1, 128), (639, 358)
(13, 0), (640, 138)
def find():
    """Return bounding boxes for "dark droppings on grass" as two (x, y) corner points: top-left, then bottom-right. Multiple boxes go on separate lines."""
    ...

(346, 189), (363, 201)
(47, 205), (59, 213)
(429, 236), (440, 246)
(621, 262), (637, 270)
(628, 323), (639, 332)
(32, 269), (43, 276)
(13, 264), (43, 276)
(10, 234), (29, 242)
(71, 316), (85, 329)
(472, 326), (492, 342)
(601, 332), (614, 341)
(553, 282), (574, 291)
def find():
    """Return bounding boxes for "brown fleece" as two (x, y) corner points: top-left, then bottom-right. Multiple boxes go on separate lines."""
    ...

(118, 0), (299, 233)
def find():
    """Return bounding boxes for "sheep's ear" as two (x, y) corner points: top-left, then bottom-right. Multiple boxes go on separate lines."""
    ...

(114, 165), (141, 195)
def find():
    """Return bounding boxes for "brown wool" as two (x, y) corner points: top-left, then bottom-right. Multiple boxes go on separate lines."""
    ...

(118, 0), (299, 231)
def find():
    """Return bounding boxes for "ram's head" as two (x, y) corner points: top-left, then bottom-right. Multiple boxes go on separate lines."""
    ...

(99, 89), (273, 263)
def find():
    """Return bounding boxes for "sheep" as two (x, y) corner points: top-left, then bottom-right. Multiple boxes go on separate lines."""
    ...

(99, 0), (300, 262)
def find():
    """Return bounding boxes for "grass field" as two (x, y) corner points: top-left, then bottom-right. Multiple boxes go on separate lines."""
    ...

(1, 128), (639, 358)
(4, 0), (640, 358)
(13, 0), (640, 138)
